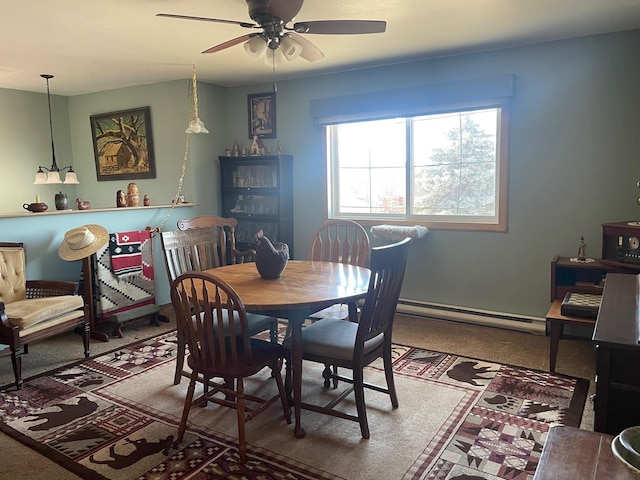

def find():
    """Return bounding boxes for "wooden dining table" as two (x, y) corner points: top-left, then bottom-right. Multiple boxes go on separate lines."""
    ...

(203, 259), (371, 438)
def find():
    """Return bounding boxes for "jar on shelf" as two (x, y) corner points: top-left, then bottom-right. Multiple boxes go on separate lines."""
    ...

(54, 191), (68, 210)
(126, 182), (139, 207)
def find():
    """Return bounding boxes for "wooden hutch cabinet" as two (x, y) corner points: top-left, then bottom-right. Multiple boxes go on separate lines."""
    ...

(219, 155), (293, 256)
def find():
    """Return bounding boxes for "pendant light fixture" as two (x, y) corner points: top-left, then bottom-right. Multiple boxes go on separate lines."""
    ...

(185, 65), (209, 134)
(34, 74), (79, 184)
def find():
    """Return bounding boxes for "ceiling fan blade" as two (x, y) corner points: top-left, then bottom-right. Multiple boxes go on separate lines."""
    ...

(156, 13), (256, 29)
(292, 20), (386, 35)
(202, 34), (255, 54)
(287, 32), (324, 62)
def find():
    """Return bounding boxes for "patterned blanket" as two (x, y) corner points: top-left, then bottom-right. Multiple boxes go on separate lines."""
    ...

(95, 230), (155, 319)
(108, 231), (145, 278)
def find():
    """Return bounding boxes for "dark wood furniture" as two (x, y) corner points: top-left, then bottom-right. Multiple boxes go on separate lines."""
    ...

(533, 426), (631, 479)
(286, 239), (410, 439)
(546, 256), (634, 372)
(602, 221), (640, 269)
(219, 155), (293, 257)
(160, 227), (277, 384)
(308, 219), (370, 322)
(592, 273), (640, 435)
(170, 271), (291, 464)
(203, 260), (371, 438)
(177, 214), (257, 264)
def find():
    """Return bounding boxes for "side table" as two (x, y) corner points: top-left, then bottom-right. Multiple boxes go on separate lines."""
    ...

(545, 299), (595, 372)
(534, 426), (630, 479)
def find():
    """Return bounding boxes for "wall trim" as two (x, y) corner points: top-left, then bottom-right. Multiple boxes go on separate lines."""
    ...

(396, 298), (546, 335)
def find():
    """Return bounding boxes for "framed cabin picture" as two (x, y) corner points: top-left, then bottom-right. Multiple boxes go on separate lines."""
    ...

(90, 106), (156, 181)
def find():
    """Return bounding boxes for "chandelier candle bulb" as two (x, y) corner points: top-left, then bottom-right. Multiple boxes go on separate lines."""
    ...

(36, 194), (40, 203)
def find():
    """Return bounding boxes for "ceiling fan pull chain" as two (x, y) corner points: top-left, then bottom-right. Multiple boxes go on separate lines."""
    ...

(272, 52), (277, 92)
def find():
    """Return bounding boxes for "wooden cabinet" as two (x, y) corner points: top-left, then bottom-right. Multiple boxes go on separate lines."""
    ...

(550, 256), (631, 302)
(219, 155), (293, 256)
(602, 221), (640, 270)
(592, 274), (640, 435)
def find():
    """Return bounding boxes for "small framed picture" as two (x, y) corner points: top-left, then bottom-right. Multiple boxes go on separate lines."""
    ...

(248, 92), (276, 139)
(90, 106), (156, 181)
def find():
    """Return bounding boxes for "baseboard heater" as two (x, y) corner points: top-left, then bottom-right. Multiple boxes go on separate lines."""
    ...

(396, 299), (546, 335)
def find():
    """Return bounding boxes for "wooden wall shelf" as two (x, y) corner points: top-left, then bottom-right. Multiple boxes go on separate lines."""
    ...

(0, 203), (197, 219)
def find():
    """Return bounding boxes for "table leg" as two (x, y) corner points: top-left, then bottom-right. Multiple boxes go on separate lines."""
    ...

(548, 319), (564, 373)
(289, 314), (306, 438)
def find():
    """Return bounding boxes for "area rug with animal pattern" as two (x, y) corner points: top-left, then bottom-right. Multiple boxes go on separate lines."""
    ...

(0, 330), (588, 480)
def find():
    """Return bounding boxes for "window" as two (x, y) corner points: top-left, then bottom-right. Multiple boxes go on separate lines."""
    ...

(326, 107), (509, 231)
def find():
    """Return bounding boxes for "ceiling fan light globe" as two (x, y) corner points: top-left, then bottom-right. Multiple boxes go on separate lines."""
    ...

(281, 35), (302, 60)
(264, 48), (285, 66)
(244, 36), (267, 58)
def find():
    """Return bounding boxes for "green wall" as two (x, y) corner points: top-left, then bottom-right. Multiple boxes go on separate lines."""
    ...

(1, 30), (639, 319)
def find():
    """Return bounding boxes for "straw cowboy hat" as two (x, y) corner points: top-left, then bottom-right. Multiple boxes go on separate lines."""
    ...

(58, 224), (109, 261)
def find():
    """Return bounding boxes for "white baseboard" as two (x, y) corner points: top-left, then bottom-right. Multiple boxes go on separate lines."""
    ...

(396, 299), (546, 335)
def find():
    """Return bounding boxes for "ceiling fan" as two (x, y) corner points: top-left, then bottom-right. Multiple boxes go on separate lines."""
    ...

(157, 0), (386, 62)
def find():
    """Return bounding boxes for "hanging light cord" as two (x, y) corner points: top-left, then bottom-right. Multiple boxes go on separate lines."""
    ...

(44, 75), (58, 170)
(191, 65), (201, 119)
(151, 73), (194, 235)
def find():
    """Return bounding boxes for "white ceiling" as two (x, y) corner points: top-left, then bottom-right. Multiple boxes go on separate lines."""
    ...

(2, 0), (640, 96)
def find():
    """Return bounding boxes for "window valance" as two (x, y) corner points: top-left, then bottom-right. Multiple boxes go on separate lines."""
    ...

(309, 74), (514, 126)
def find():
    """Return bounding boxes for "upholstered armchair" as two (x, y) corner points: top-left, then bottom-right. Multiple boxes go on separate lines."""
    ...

(0, 243), (89, 389)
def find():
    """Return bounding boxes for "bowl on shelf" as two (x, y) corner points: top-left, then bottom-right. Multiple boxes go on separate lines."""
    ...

(612, 434), (640, 480)
(620, 427), (640, 460)
(23, 202), (48, 213)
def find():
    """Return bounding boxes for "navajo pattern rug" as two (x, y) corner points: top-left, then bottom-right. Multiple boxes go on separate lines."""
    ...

(95, 230), (155, 319)
(0, 331), (588, 480)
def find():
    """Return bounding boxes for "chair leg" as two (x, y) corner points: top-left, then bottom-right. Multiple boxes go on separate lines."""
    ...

(273, 360), (291, 424)
(353, 367), (369, 439)
(284, 356), (293, 406)
(175, 374), (197, 445)
(82, 321), (90, 358)
(383, 343), (399, 408)
(236, 377), (247, 464)
(174, 328), (185, 385)
(322, 364), (332, 388)
(10, 346), (23, 390)
(321, 363), (339, 389)
(269, 319), (278, 343)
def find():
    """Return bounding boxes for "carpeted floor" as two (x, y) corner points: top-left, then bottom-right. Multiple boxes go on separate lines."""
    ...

(0, 308), (596, 479)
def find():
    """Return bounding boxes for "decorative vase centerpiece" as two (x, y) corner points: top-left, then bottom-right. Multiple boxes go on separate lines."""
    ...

(255, 229), (289, 279)
(127, 182), (139, 207)
(55, 191), (68, 210)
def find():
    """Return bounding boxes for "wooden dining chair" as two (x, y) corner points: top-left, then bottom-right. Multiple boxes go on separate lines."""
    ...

(160, 228), (278, 385)
(171, 272), (291, 464)
(307, 219), (370, 322)
(285, 237), (411, 438)
(177, 215), (255, 265)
